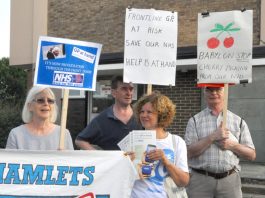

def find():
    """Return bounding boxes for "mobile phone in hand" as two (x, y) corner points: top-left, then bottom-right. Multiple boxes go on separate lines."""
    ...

(145, 144), (156, 163)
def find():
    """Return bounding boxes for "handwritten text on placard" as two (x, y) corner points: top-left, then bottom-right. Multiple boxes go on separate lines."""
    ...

(124, 8), (178, 86)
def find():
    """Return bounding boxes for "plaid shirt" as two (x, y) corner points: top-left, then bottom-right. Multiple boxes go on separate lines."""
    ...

(185, 108), (255, 173)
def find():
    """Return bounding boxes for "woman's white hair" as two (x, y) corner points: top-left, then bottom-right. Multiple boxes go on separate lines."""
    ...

(22, 86), (58, 123)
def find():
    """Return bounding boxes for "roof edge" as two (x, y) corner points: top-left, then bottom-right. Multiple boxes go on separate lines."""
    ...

(99, 45), (265, 64)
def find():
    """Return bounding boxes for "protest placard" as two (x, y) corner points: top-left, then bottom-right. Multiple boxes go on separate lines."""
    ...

(34, 36), (102, 91)
(197, 10), (253, 85)
(124, 8), (178, 86)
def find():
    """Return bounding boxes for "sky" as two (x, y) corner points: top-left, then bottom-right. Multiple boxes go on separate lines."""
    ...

(0, 0), (10, 58)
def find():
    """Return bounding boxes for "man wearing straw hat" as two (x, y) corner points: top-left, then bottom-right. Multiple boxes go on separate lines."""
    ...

(184, 86), (256, 198)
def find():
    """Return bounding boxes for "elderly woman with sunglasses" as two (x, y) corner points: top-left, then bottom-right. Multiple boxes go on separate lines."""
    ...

(6, 86), (74, 150)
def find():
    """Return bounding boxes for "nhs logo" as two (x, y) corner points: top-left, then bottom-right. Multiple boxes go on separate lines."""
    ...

(53, 71), (84, 87)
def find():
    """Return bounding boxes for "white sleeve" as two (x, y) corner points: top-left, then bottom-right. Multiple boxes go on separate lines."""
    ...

(6, 129), (18, 149)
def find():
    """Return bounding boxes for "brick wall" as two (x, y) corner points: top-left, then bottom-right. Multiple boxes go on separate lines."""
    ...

(65, 99), (86, 146)
(153, 70), (201, 137)
(48, 0), (261, 53)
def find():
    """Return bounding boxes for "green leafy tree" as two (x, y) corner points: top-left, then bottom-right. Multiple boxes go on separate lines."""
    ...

(0, 57), (27, 147)
(0, 57), (27, 101)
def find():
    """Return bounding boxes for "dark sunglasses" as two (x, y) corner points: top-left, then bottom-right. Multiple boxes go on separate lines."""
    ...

(33, 98), (55, 104)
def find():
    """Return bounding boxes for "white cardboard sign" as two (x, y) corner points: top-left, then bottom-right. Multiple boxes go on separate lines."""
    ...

(197, 10), (253, 84)
(124, 8), (178, 86)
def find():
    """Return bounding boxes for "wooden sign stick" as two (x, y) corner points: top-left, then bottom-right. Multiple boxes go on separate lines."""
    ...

(147, 84), (152, 94)
(223, 83), (229, 128)
(59, 88), (69, 150)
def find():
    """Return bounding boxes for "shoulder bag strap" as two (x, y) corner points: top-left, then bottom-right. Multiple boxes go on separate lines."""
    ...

(171, 134), (176, 164)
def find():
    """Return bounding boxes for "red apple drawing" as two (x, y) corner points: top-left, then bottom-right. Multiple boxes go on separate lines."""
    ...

(207, 37), (220, 49)
(223, 36), (234, 48)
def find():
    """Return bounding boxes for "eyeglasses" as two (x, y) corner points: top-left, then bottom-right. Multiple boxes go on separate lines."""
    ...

(33, 98), (55, 104)
(205, 87), (223, 93)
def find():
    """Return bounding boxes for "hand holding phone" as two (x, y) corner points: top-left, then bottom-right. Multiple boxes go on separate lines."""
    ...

(145, 144), (156, 163)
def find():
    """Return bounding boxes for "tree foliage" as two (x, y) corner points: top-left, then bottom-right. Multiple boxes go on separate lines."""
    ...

(0, 57), (27, 101)
(0, 101), (23, 148)
(0, 57), (27, 148)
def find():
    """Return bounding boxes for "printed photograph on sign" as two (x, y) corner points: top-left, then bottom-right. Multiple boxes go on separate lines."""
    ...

(42, 44), (66, 60)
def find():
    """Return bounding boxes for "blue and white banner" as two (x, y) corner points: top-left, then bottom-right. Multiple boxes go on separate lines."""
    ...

(0, 150), (137, 197)
(34, 36), (102, 91)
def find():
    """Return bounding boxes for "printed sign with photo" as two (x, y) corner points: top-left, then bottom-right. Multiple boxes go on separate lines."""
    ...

(34, 36), (102, 91)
